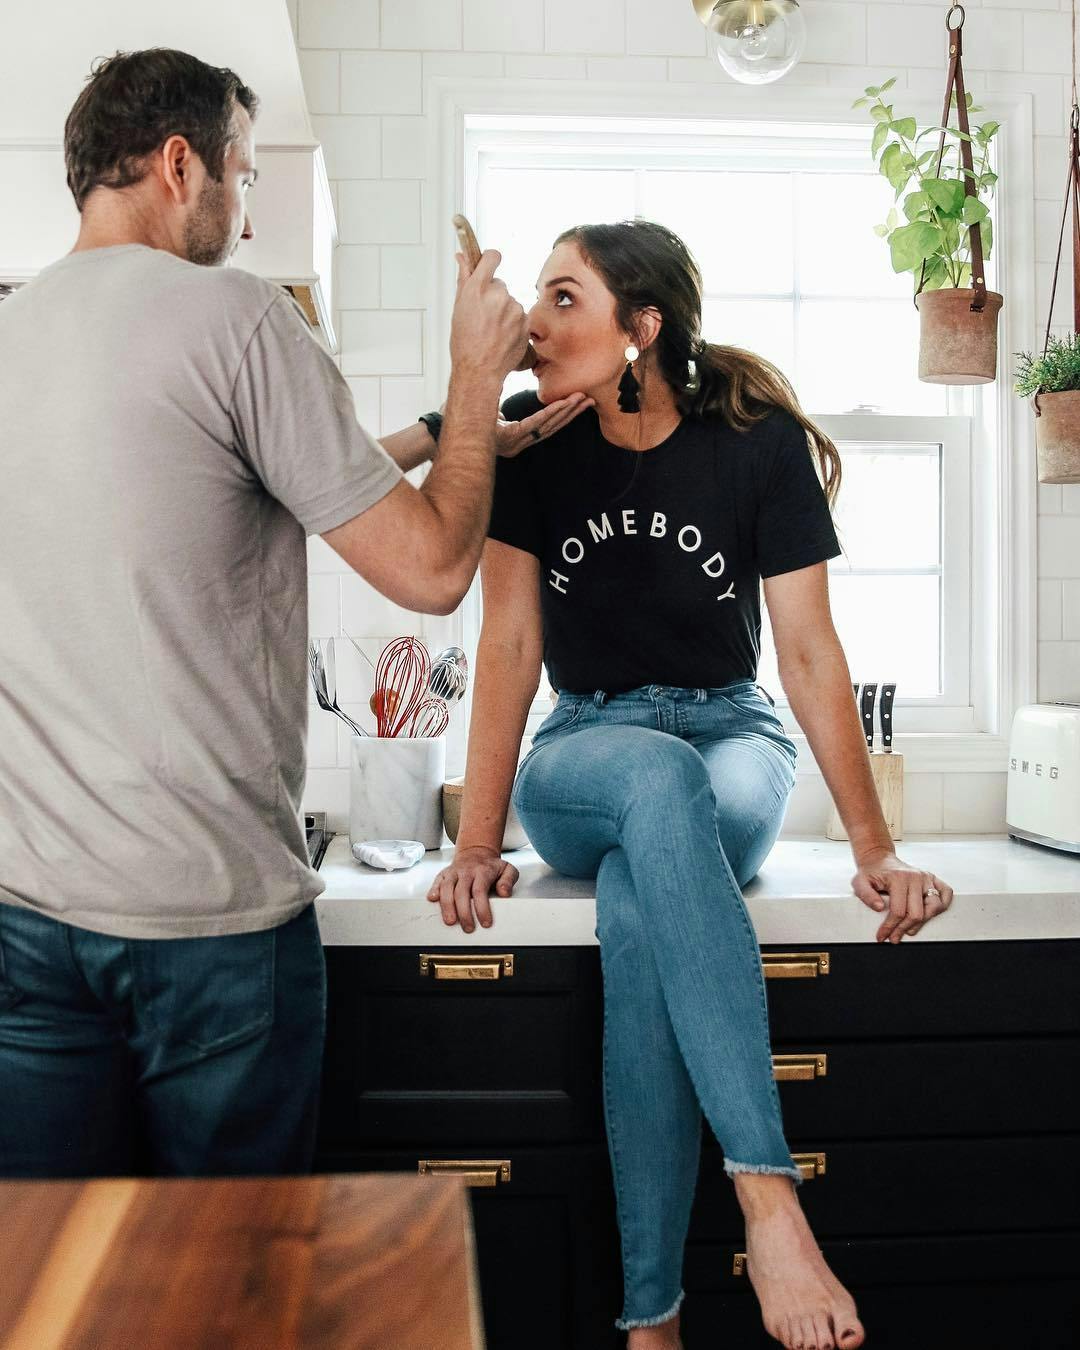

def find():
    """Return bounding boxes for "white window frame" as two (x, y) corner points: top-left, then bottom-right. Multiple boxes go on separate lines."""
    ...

(419, 79), (1036, 778)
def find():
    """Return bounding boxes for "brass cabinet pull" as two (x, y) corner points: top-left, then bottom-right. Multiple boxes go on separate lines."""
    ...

(418, 1159), (511, 1188)
(772, 1053), (828, 1081)
(733, 1252), (747, 1276)
(762, 951), (830, 979)
(792, 1151), (827, 1180)
(419, 953), (515, 980)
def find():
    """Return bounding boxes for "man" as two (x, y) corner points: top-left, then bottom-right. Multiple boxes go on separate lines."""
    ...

(0, 47), (583, 1179)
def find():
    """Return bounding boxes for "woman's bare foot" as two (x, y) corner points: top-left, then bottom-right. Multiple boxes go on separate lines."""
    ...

(734, 1175), (865, 1350)
(626, 1311), (683, 1350)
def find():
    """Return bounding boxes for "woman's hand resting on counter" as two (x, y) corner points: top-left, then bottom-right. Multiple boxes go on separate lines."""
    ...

(427, 846), (520, 933)
(851, 849), (954, 943)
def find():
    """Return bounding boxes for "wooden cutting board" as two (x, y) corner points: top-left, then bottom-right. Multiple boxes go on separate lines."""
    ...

(0, 1173), (484, 1350)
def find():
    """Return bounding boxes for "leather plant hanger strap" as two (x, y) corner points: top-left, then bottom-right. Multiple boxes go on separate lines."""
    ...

(1041, 0), (1080, 360)
(916, 4), (987, 312)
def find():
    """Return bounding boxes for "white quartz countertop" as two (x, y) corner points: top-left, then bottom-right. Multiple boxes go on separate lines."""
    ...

(314, 834), (1080, 946)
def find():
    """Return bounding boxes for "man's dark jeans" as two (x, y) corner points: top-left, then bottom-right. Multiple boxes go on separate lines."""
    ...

(0, 901), (326, 1178)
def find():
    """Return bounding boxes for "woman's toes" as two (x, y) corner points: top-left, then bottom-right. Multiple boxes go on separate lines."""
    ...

(837, 1320), (865, 1347)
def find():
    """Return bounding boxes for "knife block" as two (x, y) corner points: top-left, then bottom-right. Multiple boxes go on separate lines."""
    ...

(825, 752), (904, 841)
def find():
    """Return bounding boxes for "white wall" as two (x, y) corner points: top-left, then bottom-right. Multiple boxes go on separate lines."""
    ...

(292, 0), (1080, 836)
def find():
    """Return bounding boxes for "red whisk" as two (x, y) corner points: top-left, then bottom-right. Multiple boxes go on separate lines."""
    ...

(408, 698), (450, 739)
(373, 637), (430, 737)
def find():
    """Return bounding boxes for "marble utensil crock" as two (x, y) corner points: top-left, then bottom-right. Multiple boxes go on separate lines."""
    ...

(349, 734), (446, 851)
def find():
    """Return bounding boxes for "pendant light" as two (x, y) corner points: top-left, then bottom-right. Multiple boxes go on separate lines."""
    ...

(691, 0), (807, 85)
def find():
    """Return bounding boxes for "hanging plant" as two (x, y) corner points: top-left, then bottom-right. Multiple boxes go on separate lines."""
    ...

(854, 5), (1003, 384)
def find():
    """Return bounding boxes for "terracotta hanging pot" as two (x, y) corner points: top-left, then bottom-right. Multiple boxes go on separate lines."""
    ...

(915, 287), (1003, 385)
(1033, 389), (1080, 484)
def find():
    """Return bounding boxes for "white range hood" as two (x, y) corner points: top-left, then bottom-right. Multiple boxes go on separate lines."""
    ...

(0, 0), (337, 349)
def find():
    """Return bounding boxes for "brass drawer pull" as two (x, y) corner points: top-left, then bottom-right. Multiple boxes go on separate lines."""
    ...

(772, 1053), (827, 1081)
(419, 953), (515, 980)
(762, 951), (830, 979)
(792, 1151), (827, 1180)
(418, 1159), (511, 1188)
(733, 1252), (747, 1276)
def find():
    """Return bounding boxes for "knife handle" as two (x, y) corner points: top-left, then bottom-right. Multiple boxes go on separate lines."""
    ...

(860, 683), (878, 753)
(879, 683), (896, 753)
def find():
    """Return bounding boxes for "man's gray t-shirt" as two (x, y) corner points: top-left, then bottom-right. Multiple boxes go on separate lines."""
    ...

(0, 245), (402, 938)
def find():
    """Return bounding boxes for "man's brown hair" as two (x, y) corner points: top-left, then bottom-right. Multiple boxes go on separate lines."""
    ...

(64, 48), (258, 212)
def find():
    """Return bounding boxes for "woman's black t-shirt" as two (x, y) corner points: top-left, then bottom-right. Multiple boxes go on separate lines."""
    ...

(488, 390), (842, 695)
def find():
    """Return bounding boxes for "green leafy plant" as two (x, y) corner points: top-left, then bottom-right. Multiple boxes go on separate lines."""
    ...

(1015, 334), (1080, 398)
(853, 78), (999, 291)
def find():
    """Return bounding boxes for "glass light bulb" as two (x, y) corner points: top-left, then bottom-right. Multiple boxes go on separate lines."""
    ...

(705, 0), (806, 85)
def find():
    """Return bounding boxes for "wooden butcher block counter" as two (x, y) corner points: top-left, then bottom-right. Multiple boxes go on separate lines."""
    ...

(0, 1173), (484, 1350)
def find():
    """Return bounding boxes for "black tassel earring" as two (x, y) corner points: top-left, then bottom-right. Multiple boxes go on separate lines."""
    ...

(618, 344), (641, 413)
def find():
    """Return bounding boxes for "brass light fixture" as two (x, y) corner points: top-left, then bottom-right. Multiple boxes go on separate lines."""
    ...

(692, 0), (807, 85)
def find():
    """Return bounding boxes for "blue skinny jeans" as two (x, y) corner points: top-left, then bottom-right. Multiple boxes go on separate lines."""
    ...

(511, 680), (804, 1331)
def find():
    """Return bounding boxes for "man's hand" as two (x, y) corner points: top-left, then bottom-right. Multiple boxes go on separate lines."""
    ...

(495, 393), (595, 458)
(850, 849), (954, 942)
(450, 250), (529, 382)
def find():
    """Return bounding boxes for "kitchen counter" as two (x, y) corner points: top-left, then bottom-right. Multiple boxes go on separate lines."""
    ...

(315, 834), (1080, 945)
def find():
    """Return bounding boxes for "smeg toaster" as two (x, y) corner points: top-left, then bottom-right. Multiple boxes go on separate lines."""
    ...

(1006, 702), (1080, 854)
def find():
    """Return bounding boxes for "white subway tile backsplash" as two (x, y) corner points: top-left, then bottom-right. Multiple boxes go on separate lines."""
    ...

(308, 574), (342, 637)
(942, 772), (1008, 831)
(381, 117), (428, 178)
(307, 699), (340, 769)
(802, 2), (868, 65)
(627, 0), (707, 57)
(778, 774), (832, 836)
(342, 51), (423, 113)
(960, 10), (1025, 71)
(1039, 511), (1080, 575)
(505, 53), (590, 79)
(1062, 484), (1080, 514)
(422, 51), (506, 77)
(338, 180), (422, 243)
(1022, 11), (1072, 73)
(983, 71), (1063, 137)
(1062, 581), (1080, 639)
(903, 772), (944, 832)
(545, 0), (626, 55)
(336, 245), (381, 308)
(1037, 641), (1080, 700)
(299, 50), (340, 114)
(308, 535), (353, 575)
(311, 115), (381, 178)
(341, 574), (420, 635)
(381, 245), (430, 308)
(381, 376), (431, 433)
(300, 0), (379, 48)
(345, 376), (382, 432)
(1040, 578), (1064, 640)
(586, 55), (668, 81)
(463, 0), (544, 51)
(341, 310), (424, 375)
(1039, 483), (1063, 513)
(302, 768), (351, 831)
(381, 0), (463, 50)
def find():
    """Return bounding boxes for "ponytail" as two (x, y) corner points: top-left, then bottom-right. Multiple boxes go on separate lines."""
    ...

(682, 342), (842, 509)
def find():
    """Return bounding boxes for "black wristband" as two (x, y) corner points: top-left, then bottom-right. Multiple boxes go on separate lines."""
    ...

(418, 411), (444, 444)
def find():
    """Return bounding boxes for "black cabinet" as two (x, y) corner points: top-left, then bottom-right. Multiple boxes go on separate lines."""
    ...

(316, 940), (1080, 1348)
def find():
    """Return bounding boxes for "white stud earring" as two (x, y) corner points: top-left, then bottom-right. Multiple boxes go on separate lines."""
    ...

(624, 344), (639, 362)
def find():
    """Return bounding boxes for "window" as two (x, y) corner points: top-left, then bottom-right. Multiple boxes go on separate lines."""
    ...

(456, 113), (999, 749)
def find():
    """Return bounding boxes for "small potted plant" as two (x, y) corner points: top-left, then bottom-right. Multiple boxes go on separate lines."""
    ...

(854, 77), (1003, 383)
(1015, 334), (1080, 484)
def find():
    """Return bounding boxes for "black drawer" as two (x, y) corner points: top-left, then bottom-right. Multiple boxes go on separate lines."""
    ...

(319, 947), (604, 1147)
(689, 1134), (1080, 1241)
(762, 940), (1080, 1040)
(313, 1147), (621, 1350)
(762, 1036), (1080, 1139)
(682, 1232), (1080, 1349)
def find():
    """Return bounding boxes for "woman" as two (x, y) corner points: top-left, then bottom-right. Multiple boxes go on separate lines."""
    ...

(428, 220), (954, 1350)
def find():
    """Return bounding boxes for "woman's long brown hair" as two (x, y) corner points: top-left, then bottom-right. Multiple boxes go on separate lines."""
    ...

(554, 219), (842, 509)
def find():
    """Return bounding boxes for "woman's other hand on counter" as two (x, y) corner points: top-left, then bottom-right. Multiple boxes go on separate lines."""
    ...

(427, 846), (520, 933)
(850, 849), (954, 943)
